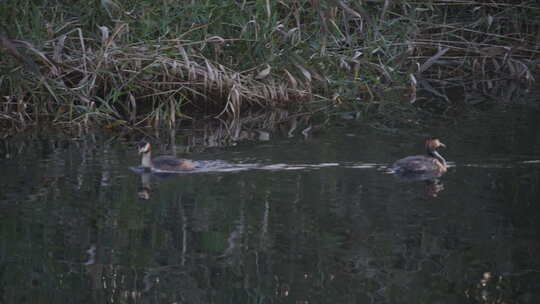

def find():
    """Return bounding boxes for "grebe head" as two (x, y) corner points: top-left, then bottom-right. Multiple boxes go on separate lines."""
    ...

(425, 138), (446, 151)
(138, 141), (151, 154)
(425, 137), (446, 166)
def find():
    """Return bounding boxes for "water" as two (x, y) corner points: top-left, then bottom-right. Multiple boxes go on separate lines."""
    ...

(1, 107), (539, 303)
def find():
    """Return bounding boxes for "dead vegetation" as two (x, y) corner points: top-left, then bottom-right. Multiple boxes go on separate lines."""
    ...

(0, 0), (539, 129)
(0, 25), (314, 129)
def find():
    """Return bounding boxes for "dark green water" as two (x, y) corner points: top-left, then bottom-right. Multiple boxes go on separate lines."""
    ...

(1, 108), (540, 303)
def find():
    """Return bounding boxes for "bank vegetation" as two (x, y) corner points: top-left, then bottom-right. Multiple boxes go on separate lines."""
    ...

(1, 0), (539, 129)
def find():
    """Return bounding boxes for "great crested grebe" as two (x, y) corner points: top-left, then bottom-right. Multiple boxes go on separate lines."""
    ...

(138, 141), (197, 172)
(392, 138), (447, 175)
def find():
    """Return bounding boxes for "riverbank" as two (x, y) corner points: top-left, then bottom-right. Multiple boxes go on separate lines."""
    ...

(1, 1), (539, 129)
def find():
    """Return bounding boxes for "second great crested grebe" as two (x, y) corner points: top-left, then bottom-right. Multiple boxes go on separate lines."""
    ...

(392, 138), (447, 175)
(138, 141), (197, 172)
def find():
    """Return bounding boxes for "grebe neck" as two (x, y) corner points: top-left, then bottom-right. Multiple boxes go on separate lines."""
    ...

(141, 151), (153, 168)
(428, 149), (446, 166)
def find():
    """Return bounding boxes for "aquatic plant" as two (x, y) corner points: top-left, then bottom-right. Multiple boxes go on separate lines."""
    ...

(0, 0), (538, 128)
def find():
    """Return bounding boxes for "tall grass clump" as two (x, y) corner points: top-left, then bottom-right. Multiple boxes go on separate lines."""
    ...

(399, 1), (540, 106)
(1, 0), (539, 128)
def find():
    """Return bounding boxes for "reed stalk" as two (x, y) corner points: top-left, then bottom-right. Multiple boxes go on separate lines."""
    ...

(0, 0), (538, 128)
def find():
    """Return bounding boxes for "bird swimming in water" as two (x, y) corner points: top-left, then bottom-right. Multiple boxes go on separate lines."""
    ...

(137, 141), (197, 172)
(392, 138), (447, 176)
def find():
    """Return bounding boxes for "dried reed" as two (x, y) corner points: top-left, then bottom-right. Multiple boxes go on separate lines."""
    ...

(1, 0), (538, 128)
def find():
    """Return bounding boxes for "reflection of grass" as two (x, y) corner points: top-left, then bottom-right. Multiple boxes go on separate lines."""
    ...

(200, 231), (228, 253)
(1, 1), (538, 128)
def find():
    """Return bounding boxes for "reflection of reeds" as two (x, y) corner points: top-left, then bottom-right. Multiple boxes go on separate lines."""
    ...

(131, 109), (314, 151)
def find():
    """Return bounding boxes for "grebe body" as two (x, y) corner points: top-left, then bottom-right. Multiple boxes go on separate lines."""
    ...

(138, 142), (197, 172)
(392, 138), (447, 175)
